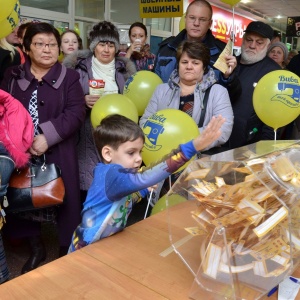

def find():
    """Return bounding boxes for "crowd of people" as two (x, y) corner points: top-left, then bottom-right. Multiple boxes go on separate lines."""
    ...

(0, 0), (300, 283)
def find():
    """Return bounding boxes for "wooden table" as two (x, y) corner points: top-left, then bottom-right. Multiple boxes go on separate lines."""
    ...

(0, 201), (298, 299)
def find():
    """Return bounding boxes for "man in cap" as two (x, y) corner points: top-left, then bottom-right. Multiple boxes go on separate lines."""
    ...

(226, 21), (281, 149)
(153, 0), (237, 84)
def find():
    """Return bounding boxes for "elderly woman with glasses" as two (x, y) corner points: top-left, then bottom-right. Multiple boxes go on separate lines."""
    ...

(0, 22), (86, 273)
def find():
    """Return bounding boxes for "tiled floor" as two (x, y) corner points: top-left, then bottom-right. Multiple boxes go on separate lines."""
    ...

(3, 199), (150, 281)
(3, 222), (60, 280)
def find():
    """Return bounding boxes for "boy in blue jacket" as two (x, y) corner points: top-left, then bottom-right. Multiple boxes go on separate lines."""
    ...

(69, 114), (225, 252)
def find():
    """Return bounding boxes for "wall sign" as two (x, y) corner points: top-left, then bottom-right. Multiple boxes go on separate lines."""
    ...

(140, 0), (183, 18)
(286, 17), (300, 37)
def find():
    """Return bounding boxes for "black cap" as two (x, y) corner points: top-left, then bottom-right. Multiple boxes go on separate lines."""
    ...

(244, 21), (273, 40)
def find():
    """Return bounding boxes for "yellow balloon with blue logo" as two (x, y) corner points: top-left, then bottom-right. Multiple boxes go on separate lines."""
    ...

(0, 0), (17, 22)
(142, 109), (199, 173)
(123, 71), (163, 116)
(253, 70), (300, 130)
(0, 0), (20, 39)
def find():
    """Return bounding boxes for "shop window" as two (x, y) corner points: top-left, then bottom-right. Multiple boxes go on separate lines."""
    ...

(20, 0), (69, 13)
(75, 0), (104, 19)
(111, 0), (141, 24)
(146, 18), (171, 32)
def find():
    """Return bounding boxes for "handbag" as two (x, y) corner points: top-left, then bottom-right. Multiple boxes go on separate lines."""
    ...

(5, 156), (65, 213)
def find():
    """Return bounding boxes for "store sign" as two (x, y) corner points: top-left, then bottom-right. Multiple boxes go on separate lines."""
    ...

(211, 6), (252, 47)
(286, 16), (300, 37)
(139, 0), (183, 18)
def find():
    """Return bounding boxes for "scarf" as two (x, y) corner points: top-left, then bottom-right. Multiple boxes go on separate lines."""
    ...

(91, 56), (118, 94)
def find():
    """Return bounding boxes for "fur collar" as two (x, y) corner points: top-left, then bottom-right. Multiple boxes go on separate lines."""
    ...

(62, 49), (136, 76)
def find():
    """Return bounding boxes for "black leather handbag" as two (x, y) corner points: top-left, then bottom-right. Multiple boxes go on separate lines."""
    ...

(5, 156), (65, 213)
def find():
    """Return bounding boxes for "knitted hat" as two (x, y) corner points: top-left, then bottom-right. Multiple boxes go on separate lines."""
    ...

(267, 42), (289, 61)
(244, 21), (273, 41)
(89, 21), (120, 53)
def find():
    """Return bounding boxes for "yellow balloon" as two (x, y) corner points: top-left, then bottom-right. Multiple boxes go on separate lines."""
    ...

(91, 94), (138, 128)
(179, 13), (185, 31)
(220, 0), (241, 6)
(123, 71), (163, 116)
(142, 109), (199, 172)
(0, 0), (17, 22)
(253, 70), (300, 130)
(151, 194), (186, 215)
(0, 0), (20, 39)
(74, 24), (81, 36)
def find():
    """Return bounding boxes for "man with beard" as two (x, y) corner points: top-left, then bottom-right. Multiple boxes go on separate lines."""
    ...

(226, 21), (280, 149)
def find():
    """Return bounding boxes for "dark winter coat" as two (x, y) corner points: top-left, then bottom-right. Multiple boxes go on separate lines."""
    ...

(0, 60), (86, 246)
(0, 48), (21, 84)
(154, 29), (226, 83)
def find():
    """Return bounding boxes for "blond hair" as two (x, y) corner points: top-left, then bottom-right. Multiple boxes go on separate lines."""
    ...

(0, 37), (16, 61)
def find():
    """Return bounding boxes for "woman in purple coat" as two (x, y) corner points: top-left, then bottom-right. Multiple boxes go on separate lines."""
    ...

(0, 23), (86, 273)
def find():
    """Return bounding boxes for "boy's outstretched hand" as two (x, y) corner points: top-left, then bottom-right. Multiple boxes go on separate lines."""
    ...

(193, 115), (226, 151)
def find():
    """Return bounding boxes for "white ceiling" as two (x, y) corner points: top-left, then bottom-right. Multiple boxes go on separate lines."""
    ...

(209, 0), (300, 32)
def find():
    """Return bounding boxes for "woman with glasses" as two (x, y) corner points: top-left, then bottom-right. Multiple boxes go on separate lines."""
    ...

(0, 22), (86, 273)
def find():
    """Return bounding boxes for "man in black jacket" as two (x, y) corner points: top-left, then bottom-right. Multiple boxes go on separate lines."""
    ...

(227, 21), (281, 149)
(154, 0), (236, 84)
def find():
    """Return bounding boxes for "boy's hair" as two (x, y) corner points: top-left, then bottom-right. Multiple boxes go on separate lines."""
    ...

(94, 114), (145, 161)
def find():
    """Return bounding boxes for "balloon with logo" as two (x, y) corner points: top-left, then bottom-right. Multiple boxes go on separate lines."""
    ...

(253, 70), (300, 131)
(142, 109), (199, 173)
(151, 194), (186, 215)
(91, 94), (138, 128)
(179, 13), (186, 31)
(0, 0), (16, 21)
(123, 71), (163, 116)
(0, 0), (20, 39)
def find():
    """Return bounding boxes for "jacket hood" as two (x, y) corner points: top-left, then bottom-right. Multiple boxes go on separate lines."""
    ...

(62, 49), (92, 69)
(168, 67), (217, 91)
(0, 89), (33, 167)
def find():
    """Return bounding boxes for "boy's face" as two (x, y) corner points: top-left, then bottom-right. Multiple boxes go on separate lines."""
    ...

(108, 137), (144, 169)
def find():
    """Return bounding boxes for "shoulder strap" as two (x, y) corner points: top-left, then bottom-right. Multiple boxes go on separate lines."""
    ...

(198, 85), (212, 128)
(9, 76), (15, 95)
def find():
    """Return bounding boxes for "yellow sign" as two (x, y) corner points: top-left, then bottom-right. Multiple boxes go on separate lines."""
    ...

(139, 0), (183, 18)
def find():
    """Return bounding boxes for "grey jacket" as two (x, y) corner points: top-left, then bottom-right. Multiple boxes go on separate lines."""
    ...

(63, 50), (137, 190)
(139, 68), (233, 150)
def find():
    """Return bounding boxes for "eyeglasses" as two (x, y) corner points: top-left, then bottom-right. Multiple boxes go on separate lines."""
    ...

(31, 42), (58, 49)
(186, 15), (211, 24)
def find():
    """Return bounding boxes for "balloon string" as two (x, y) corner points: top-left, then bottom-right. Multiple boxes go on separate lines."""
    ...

(274, 129), (277, 141)
(231, 5), (235, 54)
(144, 188), (154, 219)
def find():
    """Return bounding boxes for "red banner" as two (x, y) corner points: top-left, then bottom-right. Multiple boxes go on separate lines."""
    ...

(211, 6), (252, 47)
(186, 1), (253, 47)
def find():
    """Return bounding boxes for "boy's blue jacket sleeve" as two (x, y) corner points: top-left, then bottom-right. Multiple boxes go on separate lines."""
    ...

(105, 139), (197, 201)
